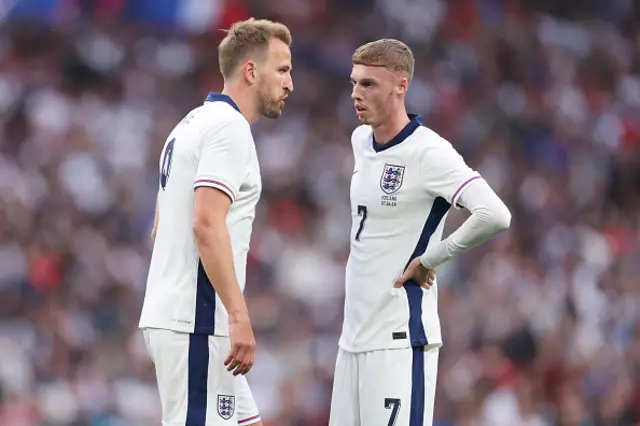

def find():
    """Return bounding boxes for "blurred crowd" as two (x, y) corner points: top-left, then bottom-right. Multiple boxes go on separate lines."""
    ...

(1, 0), (639, 425)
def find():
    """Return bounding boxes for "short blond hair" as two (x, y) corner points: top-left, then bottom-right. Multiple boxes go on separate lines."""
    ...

(352, 39), (414, 81)
(218, 18), (292, 79)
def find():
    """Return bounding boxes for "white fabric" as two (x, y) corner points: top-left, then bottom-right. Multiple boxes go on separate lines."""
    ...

(142, 329), (260, 426)
(339, 119), (479, 353)
(139, 99), (261, 336)
(419, 178), (511, 269)
(329, 346), (439, 426)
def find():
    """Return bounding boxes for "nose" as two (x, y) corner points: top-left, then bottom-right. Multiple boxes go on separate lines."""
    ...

(285, 75), (293, 93)
(351, 85), (360, 101)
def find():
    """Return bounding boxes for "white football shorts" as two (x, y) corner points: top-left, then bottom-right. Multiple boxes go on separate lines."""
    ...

(329, 346), (439, 426)
(142, 328), (261, 426)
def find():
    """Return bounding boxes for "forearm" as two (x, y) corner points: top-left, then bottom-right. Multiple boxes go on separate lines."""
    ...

(194, 222), (247, 317)
(420, 180), (511, 268)
(151, 194), (159, 244)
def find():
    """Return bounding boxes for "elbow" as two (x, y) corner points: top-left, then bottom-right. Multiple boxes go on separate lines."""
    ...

(193, 214), (225, 244)
(475, 202), (511, 234)
(472, 200), (511, 231)
(492, 203), (512, 232)
(193, 217), (211, 244)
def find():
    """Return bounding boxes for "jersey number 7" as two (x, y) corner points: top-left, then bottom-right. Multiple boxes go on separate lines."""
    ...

(355, 205), (368, 241)
(384, 398), (401, 426)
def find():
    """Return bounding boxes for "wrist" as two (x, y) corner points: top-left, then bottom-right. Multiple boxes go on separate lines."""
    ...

(420, 239), (453, 269)
(419, 253), (433, 269)
(228, 306), (249, 322)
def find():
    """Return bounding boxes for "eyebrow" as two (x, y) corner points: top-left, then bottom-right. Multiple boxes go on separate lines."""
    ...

(350, 77), (376, 84)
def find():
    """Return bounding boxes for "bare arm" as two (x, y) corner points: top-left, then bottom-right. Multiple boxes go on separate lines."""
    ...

(151, 194), (159, 244)
(193, 186), (254, 375)
(193, 186), (247, 316)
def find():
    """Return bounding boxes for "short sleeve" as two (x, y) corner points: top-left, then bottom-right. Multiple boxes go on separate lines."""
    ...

(421, 135), (482, 209)
(194, 117), (251, 203)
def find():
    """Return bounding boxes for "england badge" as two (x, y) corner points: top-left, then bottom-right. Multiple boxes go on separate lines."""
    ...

(380, 164), (405, 195)
(217, 394), (235, 420)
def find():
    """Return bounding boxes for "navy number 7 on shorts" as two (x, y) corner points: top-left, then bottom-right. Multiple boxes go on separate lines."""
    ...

(384, 398), (401, 426)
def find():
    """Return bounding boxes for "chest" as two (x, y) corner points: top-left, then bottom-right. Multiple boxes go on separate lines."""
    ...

(350, 152), (428, 220)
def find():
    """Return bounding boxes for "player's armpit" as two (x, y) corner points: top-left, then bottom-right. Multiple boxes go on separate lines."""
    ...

(419, 179), (511, 269)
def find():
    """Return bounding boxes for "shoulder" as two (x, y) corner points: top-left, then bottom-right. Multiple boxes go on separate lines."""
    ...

(412, 126), (447, 147)
(413, 125), (461, 157)
(412, 126), (473, 179)
(350, 124), (372, 148)
(199, 103), (251, 137)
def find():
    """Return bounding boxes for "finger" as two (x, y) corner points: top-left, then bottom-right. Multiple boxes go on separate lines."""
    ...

(394, 264), (415, 288)
(236, 358), (252, 376)
(227, 346), (245, 372)
(241, 344), (256, 375)
(224, 344), (239, 367)
(227, 357), (241, 373)
(233, 351), (247, 375)
(242, 346), (255, 375)
(393, 274), (407, 288)
(234, 347), (252, 376)
(423, 275), (432, 288)
(394, 273), (413, 287)
(229, 346), (247, 373)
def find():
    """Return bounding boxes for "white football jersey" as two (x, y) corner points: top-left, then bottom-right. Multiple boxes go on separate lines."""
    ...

(139, 93), (261, 336)
(339, 114), (481, 352)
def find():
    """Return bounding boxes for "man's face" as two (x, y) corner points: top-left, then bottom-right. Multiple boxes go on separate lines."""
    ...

(255, 38), (293, 119)
(350, 64), (405, 127)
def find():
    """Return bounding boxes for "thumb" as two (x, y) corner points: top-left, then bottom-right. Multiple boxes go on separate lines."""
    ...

(394, 266), (412, 288)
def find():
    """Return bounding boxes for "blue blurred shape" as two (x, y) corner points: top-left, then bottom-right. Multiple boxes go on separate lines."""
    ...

(122, 0), (179, 26)
(9, 0), (59, 21)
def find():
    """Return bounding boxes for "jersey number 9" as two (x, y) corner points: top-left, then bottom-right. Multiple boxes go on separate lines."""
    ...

(160, 138), (175, 190)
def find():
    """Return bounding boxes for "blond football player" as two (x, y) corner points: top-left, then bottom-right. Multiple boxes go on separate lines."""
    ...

(139, 18), (293, 426)
(330, 39), (511, 426)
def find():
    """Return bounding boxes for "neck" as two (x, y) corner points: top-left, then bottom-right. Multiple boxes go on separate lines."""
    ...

(372, 105), (410, 145)
(222, 82), (259, 124)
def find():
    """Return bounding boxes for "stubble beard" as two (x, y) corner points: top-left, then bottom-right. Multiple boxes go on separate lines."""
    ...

(258, 86), (282, 119)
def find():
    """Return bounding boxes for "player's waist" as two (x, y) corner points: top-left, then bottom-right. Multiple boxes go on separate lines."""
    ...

(338, 335), (413, 353)
(339, 314), (443, 352)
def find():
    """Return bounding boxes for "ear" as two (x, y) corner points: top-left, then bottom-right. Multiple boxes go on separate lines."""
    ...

(397, 76), (409, 96)
(242, 61), (258, 85)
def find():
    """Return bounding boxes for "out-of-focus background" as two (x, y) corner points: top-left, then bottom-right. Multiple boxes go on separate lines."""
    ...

(1, 0), (639, 425)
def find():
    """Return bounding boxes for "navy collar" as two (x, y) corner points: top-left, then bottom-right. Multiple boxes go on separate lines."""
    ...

(372, 114), (422, 153)
(204, 92), (240, 112)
